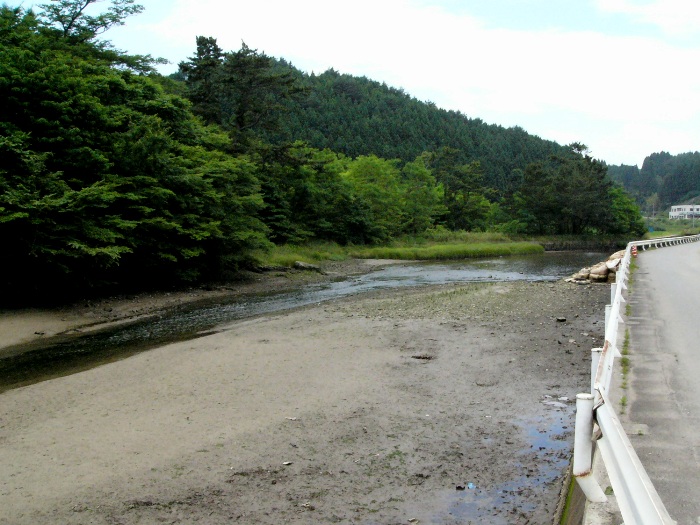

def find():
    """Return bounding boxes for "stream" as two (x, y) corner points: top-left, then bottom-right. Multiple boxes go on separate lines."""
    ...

(0, 251), (606, 392)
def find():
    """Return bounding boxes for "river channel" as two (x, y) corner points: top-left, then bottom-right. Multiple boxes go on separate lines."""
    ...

(0, 251), (605, 392)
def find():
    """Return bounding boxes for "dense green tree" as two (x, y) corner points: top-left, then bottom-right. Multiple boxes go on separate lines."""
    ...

(179, 40), (305, 150)
(658, 152), (700, 205)
(36, 0), (163, 72)
(38, 0), (143, 40)
(608, 185), (646, 236)
(444, 162), (492, 231)
(263, 68), (568, 191)
(639, 152), (671, 199)
(423, 149), (492, 230)
(0, 4), (267, 301)
(254, 143), (377, 244)
(607, 163), (639, 191)
(342, 155), (405, 242)
(400, 156), (446, 234)
(516, 145), (618, 235)
(610, 151), (700, 210)
(177, 36), (225, 125)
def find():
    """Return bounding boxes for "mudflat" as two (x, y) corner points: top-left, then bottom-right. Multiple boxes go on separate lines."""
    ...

(0, 263), (608, 524)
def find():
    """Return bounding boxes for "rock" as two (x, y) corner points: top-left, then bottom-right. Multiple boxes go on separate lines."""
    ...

(589, 262), (609, 277)
(608, 250), (625, 261)
(571, 268), (590, 280)
(605, 258), (621, 271)
(589, 273), (608, 283)
(293, 261), (323, 273)
(258, 264), (289, 272)
(568, 249), (629, 283)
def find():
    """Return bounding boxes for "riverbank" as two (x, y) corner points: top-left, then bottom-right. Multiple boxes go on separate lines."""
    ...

(0, 258), (382, 352)
(0, 261), (609, 524)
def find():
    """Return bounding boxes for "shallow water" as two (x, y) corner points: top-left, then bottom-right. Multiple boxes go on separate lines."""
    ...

(0, 251), (605, 392)
(432, 405), (574, 523)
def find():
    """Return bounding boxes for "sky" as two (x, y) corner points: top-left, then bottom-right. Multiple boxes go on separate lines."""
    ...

(39, 0), (700, 167)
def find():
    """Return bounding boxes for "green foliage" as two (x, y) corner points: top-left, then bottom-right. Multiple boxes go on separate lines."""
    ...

(38, 0), (144, 40)
(265, 68), (568, 194)
(424, 149), (493, 230)
(608, 151), (700, 212)
(343, 155), (406, 242)
(419, 226), (511, 244)
(177, 39), (644, 244)
(400, 156), (447, 234)
(0, 5), (267, 301)
(514, 145), (628, 235)
(254, 143), (377, 245)
(658, 152), (700, 206)
(645, 216), (700, 237)
(339, 154), (446, 242)
(608, 185), (646, 236)
(252, 241), (348, 268)
(179, 39), (305, 150)
(348, 242), (544, 260)
(0, 9), (648, 304)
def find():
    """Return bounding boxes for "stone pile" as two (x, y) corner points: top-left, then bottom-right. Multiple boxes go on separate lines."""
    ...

(566, 250), (626, 284)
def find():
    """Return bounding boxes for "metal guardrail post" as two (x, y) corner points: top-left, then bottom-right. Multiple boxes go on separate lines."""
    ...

(591, 348), (602, 396)
(574, 393), (607, 502)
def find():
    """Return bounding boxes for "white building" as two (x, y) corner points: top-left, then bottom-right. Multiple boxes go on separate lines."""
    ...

(669, 204), (700, 219)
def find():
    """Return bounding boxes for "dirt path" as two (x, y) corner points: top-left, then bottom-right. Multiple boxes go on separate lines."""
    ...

(0, 273), (608, 524)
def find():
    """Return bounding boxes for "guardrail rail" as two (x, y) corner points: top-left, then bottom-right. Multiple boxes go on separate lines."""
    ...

(573, 233), (700, 525)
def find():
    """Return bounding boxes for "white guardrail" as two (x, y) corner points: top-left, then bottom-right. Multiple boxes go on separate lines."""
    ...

(573, 233), (700, 525)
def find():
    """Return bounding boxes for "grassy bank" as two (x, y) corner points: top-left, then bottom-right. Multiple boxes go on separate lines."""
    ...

(347, 241), (544, 260)
(252, 233), (542, 268)
(644, 217), (700, 239)
(251, 231), (642, 268)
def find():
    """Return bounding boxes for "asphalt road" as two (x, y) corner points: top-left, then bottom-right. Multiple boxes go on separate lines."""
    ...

(626, 241), (700, 525)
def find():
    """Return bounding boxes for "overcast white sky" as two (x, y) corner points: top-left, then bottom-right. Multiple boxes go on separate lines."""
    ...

(48, 0), (700, 166)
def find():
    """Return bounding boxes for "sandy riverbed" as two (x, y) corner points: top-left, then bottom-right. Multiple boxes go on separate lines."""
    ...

(0, 261), (608, 524)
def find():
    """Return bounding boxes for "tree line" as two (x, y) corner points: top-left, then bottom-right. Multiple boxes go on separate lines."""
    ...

(608, 151), (700, 215)
(0, 1), (644, 303)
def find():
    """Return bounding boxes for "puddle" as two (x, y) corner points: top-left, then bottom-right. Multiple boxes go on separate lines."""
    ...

(431, 407), (574, 523)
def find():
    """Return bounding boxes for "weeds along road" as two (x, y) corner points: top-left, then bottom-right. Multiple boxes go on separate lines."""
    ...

(625, 241), (700, 524)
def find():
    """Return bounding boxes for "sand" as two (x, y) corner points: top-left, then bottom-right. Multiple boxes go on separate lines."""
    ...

(0, 262), (608, 524)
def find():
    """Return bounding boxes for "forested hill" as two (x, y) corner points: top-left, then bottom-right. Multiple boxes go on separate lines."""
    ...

(0, 2), (645, 303)
(608, 151), (700, 214)
(261, 63), (568, 194)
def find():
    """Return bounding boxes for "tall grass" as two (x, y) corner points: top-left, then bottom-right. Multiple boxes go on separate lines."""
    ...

(417, 227), (512, 244)
(250, 238), (545, 267)
(348, 242), (544, 260)
(645, 217), (700, 238)
(251, 242), (348, 267)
